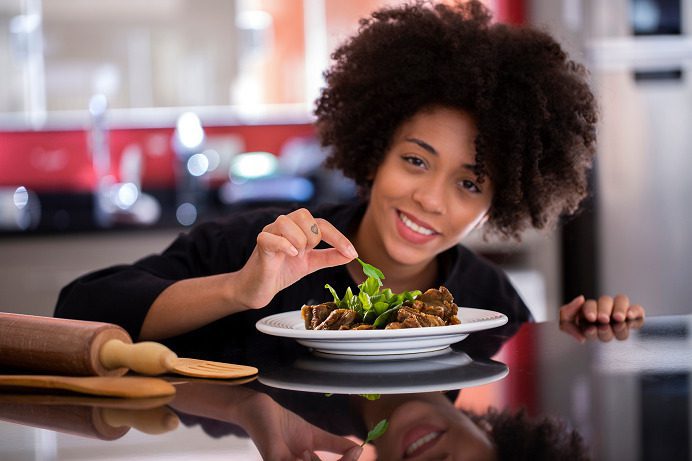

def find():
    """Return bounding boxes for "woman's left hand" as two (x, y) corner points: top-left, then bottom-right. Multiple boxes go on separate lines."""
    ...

(559, 294), (645, 324)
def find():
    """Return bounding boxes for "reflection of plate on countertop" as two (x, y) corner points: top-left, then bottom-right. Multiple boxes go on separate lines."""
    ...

(255, 307), (508, 358)
(258, 350), (508, 395)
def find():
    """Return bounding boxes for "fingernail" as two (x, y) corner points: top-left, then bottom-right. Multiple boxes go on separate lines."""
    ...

(289, 246), (299, 256)
(613, 312), (625, 322)
(345, 244), (358, 259)
(586, 312), (596, 322)
(598, 314), (610, 324)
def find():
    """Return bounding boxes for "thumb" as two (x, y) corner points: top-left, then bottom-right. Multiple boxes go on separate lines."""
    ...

(311, 426), (360, 454)
(560, 295), (585, 322)
(306, 248), (355, 274)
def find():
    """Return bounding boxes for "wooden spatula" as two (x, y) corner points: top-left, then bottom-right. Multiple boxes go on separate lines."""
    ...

(0, 375), (175, 398)
(99, 339), (258, 379)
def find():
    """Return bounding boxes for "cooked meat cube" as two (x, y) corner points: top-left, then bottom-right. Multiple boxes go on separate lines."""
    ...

(397, 307), (419, 322)
(315, 308), (358, 330)
(385, 322), (403, 329)
(401, 315), (422, 328)
(447, 315), (461, 325)
(418, 286), (454, 304)
(416, 286), (459, 322)
(418, 313), (446, 327)
(418, 304), (446, 318)
(352, 324), (374, 330)
(396, 306), (445, 328)
(301, 302), (338, 329)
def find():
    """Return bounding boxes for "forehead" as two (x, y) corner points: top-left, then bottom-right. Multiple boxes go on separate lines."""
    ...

(394, 107), (479, 163)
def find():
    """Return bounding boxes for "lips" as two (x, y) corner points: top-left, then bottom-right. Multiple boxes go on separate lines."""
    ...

(402, 425), (445, 458)
(396, 210), (438, 244)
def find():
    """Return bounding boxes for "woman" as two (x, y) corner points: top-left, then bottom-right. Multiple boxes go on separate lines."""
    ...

(55, 0), (644, 343)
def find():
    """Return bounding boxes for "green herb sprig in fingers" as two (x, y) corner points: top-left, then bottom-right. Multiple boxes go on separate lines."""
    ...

(324, 259), (421, 329)
(362, 419), (389, 446)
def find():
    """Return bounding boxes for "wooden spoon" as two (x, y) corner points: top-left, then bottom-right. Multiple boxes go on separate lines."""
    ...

(0, 375), (175, 398)
(99, 340), (258, 379)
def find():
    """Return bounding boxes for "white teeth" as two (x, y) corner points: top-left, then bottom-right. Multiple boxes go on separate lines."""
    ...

(399, 212), (434, 236)
(405, 431), (443, 456)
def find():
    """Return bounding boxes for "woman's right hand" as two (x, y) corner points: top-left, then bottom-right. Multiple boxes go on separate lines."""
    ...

(232, 208), (358, 310)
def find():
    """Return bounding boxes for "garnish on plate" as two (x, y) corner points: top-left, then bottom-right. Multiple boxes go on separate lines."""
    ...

(301, 259), (460, 330)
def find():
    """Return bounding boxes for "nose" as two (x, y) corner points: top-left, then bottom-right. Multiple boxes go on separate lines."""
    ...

(412, 180), (446, 214)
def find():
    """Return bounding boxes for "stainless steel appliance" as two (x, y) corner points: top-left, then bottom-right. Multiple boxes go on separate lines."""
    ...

(532, 0), (692, 316)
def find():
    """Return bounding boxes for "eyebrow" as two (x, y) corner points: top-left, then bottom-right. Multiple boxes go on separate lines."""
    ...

(404, 137), (477, 171)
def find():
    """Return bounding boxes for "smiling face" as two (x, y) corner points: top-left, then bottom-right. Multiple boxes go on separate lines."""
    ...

(355, 106), (493, 279)
(370, 395), (497, 461)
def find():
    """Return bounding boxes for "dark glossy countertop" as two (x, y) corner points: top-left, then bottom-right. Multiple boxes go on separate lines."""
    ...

(1, 315), (689, 460)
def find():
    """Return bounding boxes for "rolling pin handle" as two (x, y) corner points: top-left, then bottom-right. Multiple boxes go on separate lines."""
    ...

(100, 339), (178, 375)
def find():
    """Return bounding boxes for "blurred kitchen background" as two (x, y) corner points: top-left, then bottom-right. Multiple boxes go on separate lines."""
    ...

(0, 0), (690, 322)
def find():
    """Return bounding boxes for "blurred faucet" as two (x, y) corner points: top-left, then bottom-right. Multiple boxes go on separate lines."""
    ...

(172, 112), (207, 226)
(88, 94), (160, 227)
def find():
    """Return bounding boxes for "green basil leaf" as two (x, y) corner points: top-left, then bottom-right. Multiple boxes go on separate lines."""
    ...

(373, 305), (401, 328)
(363, 309), (378, 324)
(373, 301), (389, 315)
(324, 284), (341, 303)
(358, 291), (372, 310)
(359, 277), (380, 296)
(357, 258), (385, 285)
(404, 290), (422, 301)
(343, 286), (354, 305)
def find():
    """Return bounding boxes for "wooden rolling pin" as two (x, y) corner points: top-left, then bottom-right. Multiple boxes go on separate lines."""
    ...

(0, 313), (257, 379)
(0, 313), (132, 377)
(0, 400), (179, 440)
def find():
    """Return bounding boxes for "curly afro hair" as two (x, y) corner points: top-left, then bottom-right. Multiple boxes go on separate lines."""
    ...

(314, 0), (597, 240)
(470, 407), (592, 461)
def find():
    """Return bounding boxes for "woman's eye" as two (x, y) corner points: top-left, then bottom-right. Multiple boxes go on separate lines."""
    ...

(460, 179), (480, 193)
(402, 156), (426, 168)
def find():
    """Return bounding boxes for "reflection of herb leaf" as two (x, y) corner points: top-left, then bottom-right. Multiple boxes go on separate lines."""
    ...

(362, 419), (389, 446)
(358, 393), (381, 400)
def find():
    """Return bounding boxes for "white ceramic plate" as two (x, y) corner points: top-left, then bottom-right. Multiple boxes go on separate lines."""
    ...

(258, 350), (509, 394)
(255, 307), (508, 358)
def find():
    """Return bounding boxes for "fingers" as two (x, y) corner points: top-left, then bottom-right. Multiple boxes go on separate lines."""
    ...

(302, 445), (363, 461)
(627, 304), (645, 320)
(558, 293), (646, 344)
(581, 299), (598, 323)
(339, 446), (364, 461)
(559, 320), (586, 343)
(315, 218), (358, 259)
(597, 295), (614, 324)
(611, 294), (629, 322)
(263, 210), (319, 256)
(259, 209), (357, 260)
(311, 426), (361, 454)
(257, 231), (300, 257)
(559, 295), (585, 322)
(566, 294), (645, 324)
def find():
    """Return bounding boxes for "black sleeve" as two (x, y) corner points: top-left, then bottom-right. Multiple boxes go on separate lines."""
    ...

(54, 209), (280, 340)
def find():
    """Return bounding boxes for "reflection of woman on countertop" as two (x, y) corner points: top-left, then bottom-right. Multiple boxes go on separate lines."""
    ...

(55, 0), (644, 345)
(172, 381), (590, 461)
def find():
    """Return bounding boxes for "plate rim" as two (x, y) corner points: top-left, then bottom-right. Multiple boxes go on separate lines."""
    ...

(255, 306), (508, 340)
